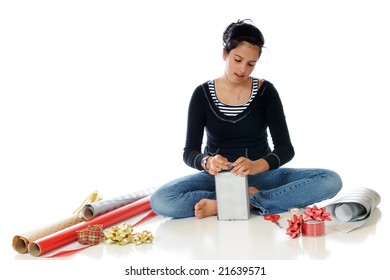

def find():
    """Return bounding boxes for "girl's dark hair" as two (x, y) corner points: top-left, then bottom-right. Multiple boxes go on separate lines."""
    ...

(223, 19), (265, 55)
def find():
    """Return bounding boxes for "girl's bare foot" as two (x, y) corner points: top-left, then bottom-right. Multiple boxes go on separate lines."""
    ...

(194, 199), (217, 219)
(248, 186), (260, 195)
(195, 187), (260, 219)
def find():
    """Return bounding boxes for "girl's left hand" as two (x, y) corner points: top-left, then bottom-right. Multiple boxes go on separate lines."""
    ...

(230, 157), (270, 176)
(230, 157), (256, 176)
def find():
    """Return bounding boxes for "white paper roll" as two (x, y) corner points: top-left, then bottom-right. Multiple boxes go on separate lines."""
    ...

(334, 203), (365, 222)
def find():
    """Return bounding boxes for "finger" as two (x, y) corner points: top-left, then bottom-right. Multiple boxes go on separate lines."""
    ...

(214, 155), (231, 166)
(231, 166), (244, 176)
(210, 165), (222, 174)
(208, 167), (217, 175)
(213, 160), (230, 171)
(233, 157), (246, 165)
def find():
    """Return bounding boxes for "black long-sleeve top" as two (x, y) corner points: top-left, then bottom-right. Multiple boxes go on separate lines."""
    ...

(183, 78), (295, 171)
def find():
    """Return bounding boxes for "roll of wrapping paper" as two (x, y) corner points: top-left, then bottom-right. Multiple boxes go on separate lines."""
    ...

(28, 196), (151, 257)
(81, 187), (156, 219)
(12, 214), (84, 254)
(45, 210), (157, 258)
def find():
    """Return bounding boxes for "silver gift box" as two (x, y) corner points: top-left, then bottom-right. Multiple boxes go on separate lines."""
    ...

(215, 171), (250, 221)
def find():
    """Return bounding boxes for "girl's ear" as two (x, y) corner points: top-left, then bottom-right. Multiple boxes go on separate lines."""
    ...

(222, 49), (228, 60)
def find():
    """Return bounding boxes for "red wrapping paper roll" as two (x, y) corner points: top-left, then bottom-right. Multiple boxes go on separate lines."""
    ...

(28, 196), (151, 257)
(12, 213), (84, 254)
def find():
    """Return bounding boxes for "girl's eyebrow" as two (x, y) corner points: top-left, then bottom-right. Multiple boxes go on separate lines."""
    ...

(233, 54), (257, 63)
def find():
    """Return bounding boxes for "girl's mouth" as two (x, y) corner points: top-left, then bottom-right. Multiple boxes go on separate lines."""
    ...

(235, 73), (245, 80)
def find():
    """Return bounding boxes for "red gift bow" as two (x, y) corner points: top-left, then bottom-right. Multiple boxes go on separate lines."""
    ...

(286, 214), (303, 239)
(304, 205), (331, 221)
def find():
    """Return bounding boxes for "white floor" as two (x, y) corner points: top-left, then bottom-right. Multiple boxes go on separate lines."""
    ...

(3, 186), (387, 279)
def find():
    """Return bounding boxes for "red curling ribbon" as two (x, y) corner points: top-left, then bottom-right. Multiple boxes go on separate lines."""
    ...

(286, 214), (303, 239)
(302, 220), (325, 237)
(304, 205), (331, 221)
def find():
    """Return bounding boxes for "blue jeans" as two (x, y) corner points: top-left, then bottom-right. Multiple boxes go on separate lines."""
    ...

(150, 168), (342, 218)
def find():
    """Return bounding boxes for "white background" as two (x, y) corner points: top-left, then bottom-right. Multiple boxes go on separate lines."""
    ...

(1, 0), (389, 279)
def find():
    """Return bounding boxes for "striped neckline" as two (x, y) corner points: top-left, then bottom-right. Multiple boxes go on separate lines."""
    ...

(208, 78), (259, 117)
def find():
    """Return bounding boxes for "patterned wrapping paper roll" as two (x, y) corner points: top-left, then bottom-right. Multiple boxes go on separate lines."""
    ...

(81, 187), (156, 219)
(28, 196), (152, 257)
(12, 214), (84, 254)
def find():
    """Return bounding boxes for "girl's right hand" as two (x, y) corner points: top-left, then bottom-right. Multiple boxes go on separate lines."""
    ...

(207, 154), (232, 175)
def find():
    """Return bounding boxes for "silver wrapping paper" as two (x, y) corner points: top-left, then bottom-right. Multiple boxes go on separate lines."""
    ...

(81, 187), (156, 219)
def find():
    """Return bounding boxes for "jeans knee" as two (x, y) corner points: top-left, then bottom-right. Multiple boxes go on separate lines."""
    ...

(150, 188), (184, 218)
(326, 169), (343, 196)
(150, 189), (168, 216)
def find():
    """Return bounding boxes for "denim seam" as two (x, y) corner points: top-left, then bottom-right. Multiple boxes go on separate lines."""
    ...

(261, 178), (312, 200)
(249, 196), (268, 215)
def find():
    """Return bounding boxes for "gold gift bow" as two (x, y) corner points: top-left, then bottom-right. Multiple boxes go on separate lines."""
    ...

(104, 223), (153, 245)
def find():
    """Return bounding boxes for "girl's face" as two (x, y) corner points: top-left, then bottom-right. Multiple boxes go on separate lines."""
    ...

(223, 42), (260, 83)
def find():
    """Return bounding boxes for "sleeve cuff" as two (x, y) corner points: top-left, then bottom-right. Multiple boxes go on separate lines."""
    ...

(263, 153), (281, 170)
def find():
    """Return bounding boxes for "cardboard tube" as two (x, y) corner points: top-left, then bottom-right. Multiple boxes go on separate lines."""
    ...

(12, 214), (84, 254)
(29, 196), (151, 257)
